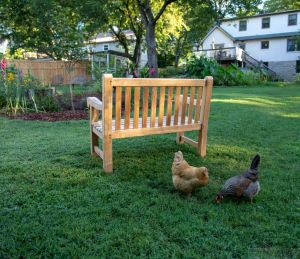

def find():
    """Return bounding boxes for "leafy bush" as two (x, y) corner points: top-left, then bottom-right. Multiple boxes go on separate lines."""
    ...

(89, 61), (128, 81)
(0, 65), (59, 114)
(185, 56), (268, 86)
(0, 87), (6, 109)
(159, 66), (185, 78)
(139, 66), (149, 78)
(293, 73), (300, 83)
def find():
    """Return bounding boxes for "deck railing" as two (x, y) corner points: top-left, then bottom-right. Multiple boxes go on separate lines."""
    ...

(241, 52), (279, 80)
(194, 47), (280, 81)
(194, 47), (244, 61)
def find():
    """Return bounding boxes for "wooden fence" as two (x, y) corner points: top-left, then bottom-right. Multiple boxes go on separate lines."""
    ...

(7, 60), (92, 85)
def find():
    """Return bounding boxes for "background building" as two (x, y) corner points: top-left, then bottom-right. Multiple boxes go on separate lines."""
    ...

(197, 10), (300, 81)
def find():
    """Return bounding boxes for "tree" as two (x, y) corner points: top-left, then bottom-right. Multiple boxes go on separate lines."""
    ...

(264, 0), (300, 12)
(156, 2), (188, 67)
(173, 1), (215, 65)
(0, 0), (89, 112)
(78, 0), (185, 75)
(203, 0), (262, 22)
(0, 0), (87, 61)
(76, 0), (144, 67)
(136, 0), (178, 77)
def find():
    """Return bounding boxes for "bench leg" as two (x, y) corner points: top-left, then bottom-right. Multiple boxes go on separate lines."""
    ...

(176, 132), (184, 144)
(103, 134), (113, 173)
(198, 126), (207, 157)
(90, 131), (99, 156)
(90, 107), (99, 155)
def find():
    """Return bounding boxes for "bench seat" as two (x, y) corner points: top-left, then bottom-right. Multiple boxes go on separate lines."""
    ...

(93, 116), (201, 138)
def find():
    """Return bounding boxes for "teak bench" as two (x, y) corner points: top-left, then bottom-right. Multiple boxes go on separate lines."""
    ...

(87, 74), (213, 173)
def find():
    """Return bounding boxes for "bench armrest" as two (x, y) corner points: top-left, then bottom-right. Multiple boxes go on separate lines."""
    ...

(87, 97), (102, 111)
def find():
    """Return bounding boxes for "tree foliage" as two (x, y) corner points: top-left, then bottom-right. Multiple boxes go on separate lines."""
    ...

(264, 0), (300, 12)
(76, 0), (144, 66)
(0, 0), (87, 61)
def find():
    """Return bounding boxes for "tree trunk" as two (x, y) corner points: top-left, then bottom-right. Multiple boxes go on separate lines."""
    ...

(174, 32), (187, 67)
(133, 35), (142, 68)
(174, 37), (182, 67)
(136, 0), (177, 77)
(145, 24), (159, 77)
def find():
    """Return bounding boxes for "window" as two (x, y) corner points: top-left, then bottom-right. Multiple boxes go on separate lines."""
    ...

(287, 39), (300, 52)
(262, 17), (270, 29)
(261, 41), (269, 49)
(288, 14), (297, 26)
(296, 60), (300, 73)
(103, 44), (109, 51)
(214, 43), (225, 49)
(239, 20), (247, 31)
(238, 43), (246, 50)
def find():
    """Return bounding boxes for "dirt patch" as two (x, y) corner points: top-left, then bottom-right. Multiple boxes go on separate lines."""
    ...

(9, 111), (88, 122)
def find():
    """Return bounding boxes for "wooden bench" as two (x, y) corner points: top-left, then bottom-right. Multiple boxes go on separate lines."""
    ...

(87, 74), (213, 173)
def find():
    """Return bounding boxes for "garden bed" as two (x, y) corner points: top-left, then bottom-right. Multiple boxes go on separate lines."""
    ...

(8, 110), (88, 122)
(1, 82), (101, 121)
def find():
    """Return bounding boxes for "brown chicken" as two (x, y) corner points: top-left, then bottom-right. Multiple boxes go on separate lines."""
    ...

(172, 151), (209, 196)
(215, 154), (261, 203)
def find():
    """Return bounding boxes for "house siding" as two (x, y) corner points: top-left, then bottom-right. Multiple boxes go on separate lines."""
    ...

(221, 11), (300, 38)
(202, 29), (234, 50)
(243, 38), (299, 62)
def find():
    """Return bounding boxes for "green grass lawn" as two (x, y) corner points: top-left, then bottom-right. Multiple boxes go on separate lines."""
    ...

(0, 85), (299, 258)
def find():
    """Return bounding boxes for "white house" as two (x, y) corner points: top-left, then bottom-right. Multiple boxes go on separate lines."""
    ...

(197, 10), (300, 81)
(87, 30), (148, 72)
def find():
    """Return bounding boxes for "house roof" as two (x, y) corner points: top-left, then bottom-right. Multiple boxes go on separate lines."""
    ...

(235, 31), (300, 41)
(222, 9), (300, 22)
(90, 30), (135, 44)
(200, 26), (235, 44)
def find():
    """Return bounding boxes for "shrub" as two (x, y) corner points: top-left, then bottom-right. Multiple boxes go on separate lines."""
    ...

(0, 87), (6, 109)
(185, 56), (269, 86)
(293, 73), (300, 82)
(159, 66), (185, 78)
(34, 94), (60, 112)
(0, 65), (59, 114)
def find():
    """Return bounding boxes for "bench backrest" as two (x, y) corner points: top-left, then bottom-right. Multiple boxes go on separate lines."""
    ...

(101, 74), (213, 132)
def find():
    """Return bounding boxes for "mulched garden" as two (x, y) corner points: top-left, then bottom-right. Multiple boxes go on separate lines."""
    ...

(3, 85), (102, 121)
(8, 110), (88, 122)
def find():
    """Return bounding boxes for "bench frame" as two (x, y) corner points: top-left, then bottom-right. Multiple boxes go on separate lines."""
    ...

(88, 74), (213, 173)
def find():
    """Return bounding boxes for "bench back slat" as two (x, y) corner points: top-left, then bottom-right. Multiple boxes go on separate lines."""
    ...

(188, 87), (196, 124)
(194, 86), (203, 123)
(199, 84), (207, 124)
(124, 87), (131, 129)
(150, 87), (157, 127)
(142, 87), (149, 128)
(173, 87), (181, 125)
(158, 87), (165, 127)
(115, 87), (122, 130)
(166, 87), (174, 126)
(133, 87), (140, 129)
(181, 87), (188, 125)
